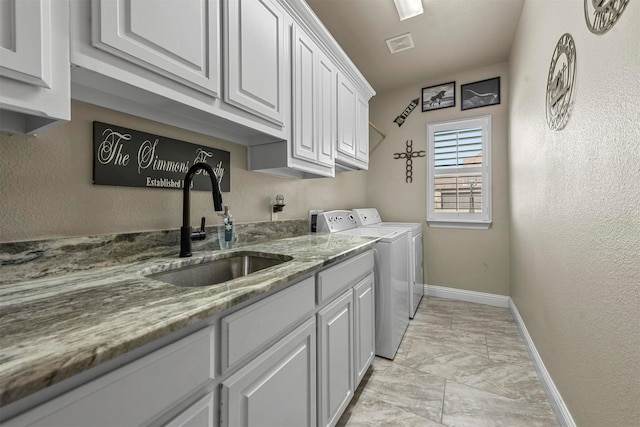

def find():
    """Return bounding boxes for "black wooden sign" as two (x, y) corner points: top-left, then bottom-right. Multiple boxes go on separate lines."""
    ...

(93, 122), (230, 192)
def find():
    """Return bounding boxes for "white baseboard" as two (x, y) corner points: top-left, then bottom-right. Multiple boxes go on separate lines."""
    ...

(509, 299), (576, 427)
(423, 284), (509, 308)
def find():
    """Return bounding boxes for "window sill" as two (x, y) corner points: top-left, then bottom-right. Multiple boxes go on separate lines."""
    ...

(427, 220), (491, 229)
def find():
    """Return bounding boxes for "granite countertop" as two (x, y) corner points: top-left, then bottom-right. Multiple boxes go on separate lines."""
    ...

(0, 233), (378, 408)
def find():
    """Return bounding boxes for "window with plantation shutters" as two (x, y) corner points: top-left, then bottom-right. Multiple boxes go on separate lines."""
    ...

(426, 115), (492, 228)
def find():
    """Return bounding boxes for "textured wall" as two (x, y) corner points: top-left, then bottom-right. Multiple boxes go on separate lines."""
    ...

(509, 1), (640, 425)
(367, 62), (511, 295)
(0, 101), (367, 242)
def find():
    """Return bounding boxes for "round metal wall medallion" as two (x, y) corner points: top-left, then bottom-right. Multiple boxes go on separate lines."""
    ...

(546, 33), (577, 131)
(584, 0), (629, 34)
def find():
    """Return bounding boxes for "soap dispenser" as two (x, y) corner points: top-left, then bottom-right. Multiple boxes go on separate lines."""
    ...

(219, 205), (234, 249)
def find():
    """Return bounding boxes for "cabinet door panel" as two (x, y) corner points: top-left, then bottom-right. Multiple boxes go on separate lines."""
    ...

(292, 26), (317, 163)
(317, 290), (354, 427)
(225, 0), (286, 125)
(337, 74), (356, 157)
(317, 50), (336, 167)
(94, 0), (219, 96)
(356, 93), (369, 162)
(0, 0), (51, 87)
(354, 274), (375, 386)
(221, 318), (316, 427)
(0, 0), (69, 134)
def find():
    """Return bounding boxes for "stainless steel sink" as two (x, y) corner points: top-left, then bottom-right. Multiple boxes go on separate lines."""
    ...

(148, 252), (293, 287)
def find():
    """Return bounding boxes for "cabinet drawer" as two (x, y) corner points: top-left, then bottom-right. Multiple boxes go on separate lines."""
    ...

(221, 277), (315, 371)
(4, 327), (215, 427)
(220, 318), (316, 427)
(317, 250), (374, 304)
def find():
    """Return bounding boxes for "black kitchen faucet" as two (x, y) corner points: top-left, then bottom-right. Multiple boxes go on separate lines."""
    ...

(180, 162), (223, 257)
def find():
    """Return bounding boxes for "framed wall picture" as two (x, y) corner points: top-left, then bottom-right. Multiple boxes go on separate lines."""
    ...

(461, 77), (501, 110)
(422, 82), (455, 112)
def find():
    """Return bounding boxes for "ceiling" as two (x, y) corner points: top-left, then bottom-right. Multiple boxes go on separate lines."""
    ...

(306, 0), (525, 94)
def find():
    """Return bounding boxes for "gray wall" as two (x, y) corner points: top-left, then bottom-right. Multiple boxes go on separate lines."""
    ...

(367, 62), (511, 296)
(509, 1), (639, 425)
(0, 101), (367, 242)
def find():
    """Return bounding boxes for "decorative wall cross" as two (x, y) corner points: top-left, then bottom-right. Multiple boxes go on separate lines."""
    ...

(393, 140), (425, 183)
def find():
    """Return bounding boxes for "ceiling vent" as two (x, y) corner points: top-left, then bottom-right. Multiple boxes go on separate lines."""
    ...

(385, 33), (415, 54)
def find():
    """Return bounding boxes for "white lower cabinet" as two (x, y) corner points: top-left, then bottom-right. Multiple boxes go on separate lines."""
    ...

(1, 251), (375, 427)
(1, 326), (216, 427)
(317, 289), (355, 427)
(220, 318), (317, 427)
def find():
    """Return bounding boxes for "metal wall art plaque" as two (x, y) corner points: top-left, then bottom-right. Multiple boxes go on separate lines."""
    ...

(394, 98), (420, 127)
(93, 122), (230, 192)
(546, 33), (577, 131)
(584, 0), (629, 34)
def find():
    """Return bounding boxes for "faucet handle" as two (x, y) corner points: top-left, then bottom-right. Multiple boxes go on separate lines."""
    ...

(191, 216), (206, 241)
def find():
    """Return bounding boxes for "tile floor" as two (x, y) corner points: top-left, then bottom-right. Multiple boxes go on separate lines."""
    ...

(337, 297), (559, 427)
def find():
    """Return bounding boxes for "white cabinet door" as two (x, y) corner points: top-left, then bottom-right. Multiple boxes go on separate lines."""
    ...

(317, 289), (354, 427)
(355, 92), (369, 164)
(292, 25), (317, 164)
(291, 24), (336, 169)
(0, 0), (69, 134)
(224, 0), (286, 126)
(316, 49), (336, 168)
(353, 274), (375, 387)
(93, 0), (219, 97)
(221, 318), (316, 427)
(336, 73), (357, 158)
(0, 0), (50, 86)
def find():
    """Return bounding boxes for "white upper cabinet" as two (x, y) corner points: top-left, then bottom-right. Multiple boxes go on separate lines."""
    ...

(290, 24), (335, 175)
(247, 21), (337, 179)
(336, 71), (368, 171)
(70, 0), (287, 145)
(224, 0), (287, 126)
(93, 0), (219, 97)
(0, 0), (70, 134)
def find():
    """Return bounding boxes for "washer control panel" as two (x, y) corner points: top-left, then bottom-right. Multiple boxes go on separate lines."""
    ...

(316, 210), (358, 233)
(352, 208), (382, 226)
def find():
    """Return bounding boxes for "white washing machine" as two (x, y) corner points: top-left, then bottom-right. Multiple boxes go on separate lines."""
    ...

(316, 210), (409, 360)
(352, 208), (424, 318)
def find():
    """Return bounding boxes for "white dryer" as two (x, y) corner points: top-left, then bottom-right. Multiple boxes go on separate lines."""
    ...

(316, 210), (409, 360)
(352, 208), (424, 318)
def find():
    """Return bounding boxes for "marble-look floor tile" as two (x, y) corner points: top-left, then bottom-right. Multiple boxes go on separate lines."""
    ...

(337, 298), (559, 426)
(398, 331), (547, 404)
(404, 326), (489, 358)
(442, 381), (558, 427)
(451, 317), (520, 336)
(340, 394), (445, 427)
(485, 333), (534, 366)
(338, 359), (447, 426)
(410, 309), (453, 331)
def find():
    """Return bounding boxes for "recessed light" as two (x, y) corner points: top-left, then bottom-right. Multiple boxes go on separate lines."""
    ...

(393, 0), (424, 21)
